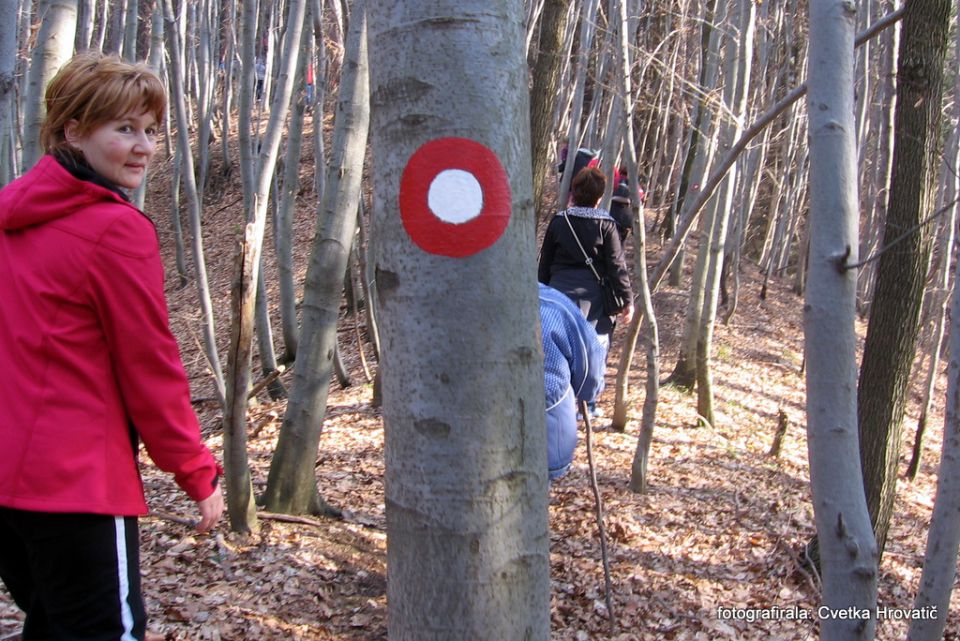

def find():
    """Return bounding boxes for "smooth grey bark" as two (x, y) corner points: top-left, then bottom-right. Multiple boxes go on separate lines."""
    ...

(121, 0), (137, 59)
(255, 263), (286, 401)
(274, 24), (311, 365)
(805, 2), (877, 639)
(907, 217), (960, 641)
(22, 0), (78, 170)
(194, 0), (220, 198)
(367, 2), (550, 639)
(664, 0), (718, 289)
(219, 0), (236, 171)
(236, 0), (259, 203)
(263, 0), (369, 517)
(74, 0), (93, 50)
(357, 197), (381, 363)
(91, 0), (108, 50)
(0, 0), (17, 187)
(103, 0), (124, 54)
(609, 0), (650, 433)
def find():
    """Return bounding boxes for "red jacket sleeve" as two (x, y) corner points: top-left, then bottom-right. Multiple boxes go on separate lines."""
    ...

(87, 208), (220, 502)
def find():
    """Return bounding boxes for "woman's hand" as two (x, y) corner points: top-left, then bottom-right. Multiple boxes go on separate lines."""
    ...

(195, 485), (225, 533)
(620, 303), (635, 326)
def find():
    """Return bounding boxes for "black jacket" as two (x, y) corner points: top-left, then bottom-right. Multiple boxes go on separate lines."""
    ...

(538, 207), (633, 335)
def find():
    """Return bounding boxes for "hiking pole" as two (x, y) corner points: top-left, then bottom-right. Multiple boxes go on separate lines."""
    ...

(579, 399), (616, 631)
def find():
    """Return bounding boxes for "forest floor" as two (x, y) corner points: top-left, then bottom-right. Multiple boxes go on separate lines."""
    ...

(2, 123), (958, 640)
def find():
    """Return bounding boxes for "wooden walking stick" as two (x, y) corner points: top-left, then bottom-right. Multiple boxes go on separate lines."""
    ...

(579, 399), (616, 631)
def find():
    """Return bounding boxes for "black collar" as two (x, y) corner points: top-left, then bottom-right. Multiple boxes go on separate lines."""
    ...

(53, 150), (131, 203)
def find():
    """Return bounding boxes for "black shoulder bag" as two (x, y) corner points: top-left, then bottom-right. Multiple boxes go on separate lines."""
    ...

(562, 213), (627, 316)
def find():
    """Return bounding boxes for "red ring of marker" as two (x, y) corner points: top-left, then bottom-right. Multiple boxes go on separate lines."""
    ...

(399, 137), (511, 258)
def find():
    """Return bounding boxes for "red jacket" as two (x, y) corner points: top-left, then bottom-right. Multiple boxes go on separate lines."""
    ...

(0, 155), (220, 516)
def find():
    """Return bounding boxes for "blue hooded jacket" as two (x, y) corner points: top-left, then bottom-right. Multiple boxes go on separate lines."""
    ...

(539, 283), (606, 479)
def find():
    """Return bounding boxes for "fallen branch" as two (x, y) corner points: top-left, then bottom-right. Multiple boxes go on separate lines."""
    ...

(257, 510), (333, 528)
(247, 364), (289, 400)
(149, 510), (199, 529)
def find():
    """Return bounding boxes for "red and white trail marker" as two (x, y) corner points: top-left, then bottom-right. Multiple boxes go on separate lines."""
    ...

(399, 137), (511, 258)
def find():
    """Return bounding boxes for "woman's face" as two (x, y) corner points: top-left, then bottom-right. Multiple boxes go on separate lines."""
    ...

(65, 107), (158, 190)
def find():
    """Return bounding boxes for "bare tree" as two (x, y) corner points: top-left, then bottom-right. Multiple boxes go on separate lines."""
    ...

(694, 0), (755, 427)
(121, 0), (138, 60)
(0, 0), (17, 186)
(804, 2), (877, 639)
(529, 0), (571, 216)
(856, 0), (951, 559)
(367, 1), (550, 637)
(907, 23), (960, 479)
(907, 217), (960, 641)
(263, 0), (369, 517)
(273, 23), (312, 365)
(556, 0), (601, 207)
(22, 0), (78, 170)
(162, 0), (225, 404)
(221, 0), (307, 533)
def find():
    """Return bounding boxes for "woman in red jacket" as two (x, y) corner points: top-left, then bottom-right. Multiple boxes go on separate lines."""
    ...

(0, 51), (223, 640)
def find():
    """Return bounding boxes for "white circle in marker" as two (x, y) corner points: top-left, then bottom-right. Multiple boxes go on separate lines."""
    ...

(427, 169), (484, 224)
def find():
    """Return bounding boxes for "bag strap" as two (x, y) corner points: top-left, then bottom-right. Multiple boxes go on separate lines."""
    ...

(562, 212), (603, 283)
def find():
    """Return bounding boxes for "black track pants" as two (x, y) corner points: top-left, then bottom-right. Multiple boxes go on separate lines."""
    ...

(0, 508), (146, 640)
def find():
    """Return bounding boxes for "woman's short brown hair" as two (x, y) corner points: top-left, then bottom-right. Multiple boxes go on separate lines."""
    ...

(570, 166), (606, 207)
(40, 51), (166, 156)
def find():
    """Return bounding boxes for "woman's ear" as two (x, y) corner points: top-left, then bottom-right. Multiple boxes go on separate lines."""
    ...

(63, 119), (82, 148)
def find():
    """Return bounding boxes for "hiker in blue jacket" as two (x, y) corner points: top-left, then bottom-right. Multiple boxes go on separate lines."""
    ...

(539, 283), (607, 480)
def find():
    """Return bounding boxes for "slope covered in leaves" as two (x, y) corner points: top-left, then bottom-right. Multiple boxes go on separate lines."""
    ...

(1, 132), (955, 640)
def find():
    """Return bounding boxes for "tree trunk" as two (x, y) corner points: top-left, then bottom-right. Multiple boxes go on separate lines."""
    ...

(274, 22), (311, 365)
(121, 0), (138, 60)
(665, 0), (718, 288)
(805, 2), (878, 639)
(856, 0), (950, 559)
(75, 0), (94, 50)
(907, 27), (960, 479)
(0, 0), (16, 188)
(556, 0), (600, 208)
(616, 0), (660, 491)
(254, 266), (286, 400)
(22, 0), (78, 170)
(529, 0), (571, 216)
(906, 221), (960, 641)
(220, 0), (306, 534)
(263, 0), (369, 517)
(695, 0), (755, 426)
(367, 1), (550, 638)
(162, 0), (225, 403)
(610, 0), (657, 438)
